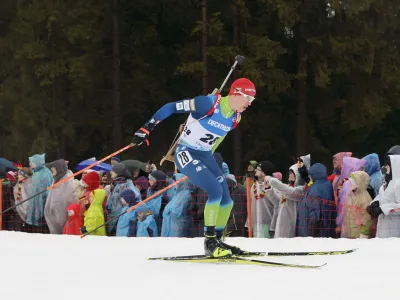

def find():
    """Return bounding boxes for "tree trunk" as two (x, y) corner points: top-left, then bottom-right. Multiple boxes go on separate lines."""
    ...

(232, 1), (242, 175)
(296, 2), (308, 157)
(112, 0), (122, 151)
(201, 0), (208, 94)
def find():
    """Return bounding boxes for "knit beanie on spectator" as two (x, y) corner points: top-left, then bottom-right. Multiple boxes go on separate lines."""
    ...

(119, 188), (138, 206)
(111, 156), (120, 162)
(82, 171), (100, 191)
(249, 160), (258, 170)
(258, 161), (274, 176)
(112, 162), (131, 178)
(148, 170), (167, 182)
(134, 176), (149, 192)
(135, 203), (149, 214)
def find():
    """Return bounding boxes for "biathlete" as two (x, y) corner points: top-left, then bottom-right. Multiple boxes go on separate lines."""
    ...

(132, 78), (256, 257)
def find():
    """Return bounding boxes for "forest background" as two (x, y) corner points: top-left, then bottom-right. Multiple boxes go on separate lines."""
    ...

(1, 0), (399, 176)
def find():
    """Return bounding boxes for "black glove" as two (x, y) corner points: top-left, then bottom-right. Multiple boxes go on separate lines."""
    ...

(366, 201), (383, 219)
(298, 165), (310, 184)
(80, 226), (87, 234)
(132, 119), (156, 146)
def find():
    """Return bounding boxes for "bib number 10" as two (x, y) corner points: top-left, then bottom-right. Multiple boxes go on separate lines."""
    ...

(199, 134), (218, 145)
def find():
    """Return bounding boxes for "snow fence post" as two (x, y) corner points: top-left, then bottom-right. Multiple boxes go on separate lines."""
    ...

(246, 174), (252, 237)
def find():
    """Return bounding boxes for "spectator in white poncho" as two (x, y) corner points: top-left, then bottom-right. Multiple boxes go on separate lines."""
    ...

(247, 161), (280, 238)
(44, 159), (76, 234)
(13, 167), (33, 224)
(266, 154), (310, 238)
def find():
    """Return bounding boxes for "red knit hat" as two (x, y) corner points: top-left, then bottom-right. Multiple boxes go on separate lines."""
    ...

(82, 171), (100, 191)
(228, 78), (256, 97)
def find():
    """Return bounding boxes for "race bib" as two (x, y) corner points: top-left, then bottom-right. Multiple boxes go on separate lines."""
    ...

(176, 150), (193, 168)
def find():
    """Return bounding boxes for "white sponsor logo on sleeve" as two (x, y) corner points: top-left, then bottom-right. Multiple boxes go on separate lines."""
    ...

(183, 100), (190, 111)
(176, 102), (184, 110)
(189, 99), (196, 110)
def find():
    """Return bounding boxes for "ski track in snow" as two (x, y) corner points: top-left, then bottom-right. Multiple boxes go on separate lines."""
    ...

(0, 231), (397, 300)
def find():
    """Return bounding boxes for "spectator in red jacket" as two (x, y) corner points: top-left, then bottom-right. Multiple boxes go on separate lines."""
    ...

(63, 203), (82, 235)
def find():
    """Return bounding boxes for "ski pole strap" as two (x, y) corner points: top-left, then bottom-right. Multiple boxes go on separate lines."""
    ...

(140, 128), (150, 135)
(205, 95), (222, 117)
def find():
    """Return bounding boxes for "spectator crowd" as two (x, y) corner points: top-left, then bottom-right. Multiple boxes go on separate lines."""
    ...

(2, 145), (400, 239)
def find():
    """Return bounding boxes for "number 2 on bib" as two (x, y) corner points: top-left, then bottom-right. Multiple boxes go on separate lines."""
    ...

(177, 150), (193, 168)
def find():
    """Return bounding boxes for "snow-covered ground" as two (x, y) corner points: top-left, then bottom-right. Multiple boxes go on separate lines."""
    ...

(0, 231), (397, 300)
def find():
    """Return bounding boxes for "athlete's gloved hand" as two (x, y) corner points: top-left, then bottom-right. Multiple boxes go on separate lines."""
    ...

(132, 119), (157, 146)
(132, 128), (150, 146)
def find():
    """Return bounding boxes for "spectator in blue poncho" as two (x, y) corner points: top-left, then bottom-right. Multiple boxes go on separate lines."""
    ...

(106, 163), (135, 234)
(136, 203), (158, 237)
(146, 170), (167, 220)
(26, 154), (53, 231)
(161, 173), (191, 237)
(116, 188), (141, 237)
(165, 171), (176, 203)
(362, 153), (383, 198)
(296, 163), (336, 237)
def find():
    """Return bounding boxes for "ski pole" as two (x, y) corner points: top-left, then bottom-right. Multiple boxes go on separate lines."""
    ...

(211, 55), (245, 95)
(0, 143), (136, 215)
(81, 175), (188, 238)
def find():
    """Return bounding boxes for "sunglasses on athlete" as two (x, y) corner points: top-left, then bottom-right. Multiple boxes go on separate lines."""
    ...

(234, 88), (255, 103)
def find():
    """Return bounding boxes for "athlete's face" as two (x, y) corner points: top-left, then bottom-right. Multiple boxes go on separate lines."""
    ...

(229, 95), (252, 112)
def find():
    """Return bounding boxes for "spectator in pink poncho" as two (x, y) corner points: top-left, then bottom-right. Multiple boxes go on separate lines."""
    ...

(335, 156), (367, 235)
(328, 152), (352, 190)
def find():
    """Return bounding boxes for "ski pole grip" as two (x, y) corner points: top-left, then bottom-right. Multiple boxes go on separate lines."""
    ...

(235, 55), (245, 65)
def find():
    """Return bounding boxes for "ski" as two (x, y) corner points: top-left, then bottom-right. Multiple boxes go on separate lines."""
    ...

(267, 248), (358, 257)
(147, 251), (265, 261)
(148, 255), (326, 269)
(147, 248), (357, 261)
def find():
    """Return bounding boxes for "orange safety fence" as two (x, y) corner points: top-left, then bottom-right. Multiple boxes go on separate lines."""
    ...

(0, 176), (379, 239)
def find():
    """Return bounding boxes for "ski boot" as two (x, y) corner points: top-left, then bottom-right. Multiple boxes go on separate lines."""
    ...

(204, 227), (231, 258)
(216, 231), (248, 256)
